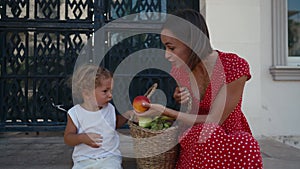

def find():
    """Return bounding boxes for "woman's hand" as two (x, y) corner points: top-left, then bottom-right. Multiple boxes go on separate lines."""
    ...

(81, 133), (103, 148)
(173, 87), (190, 104)
(127, 110), (139, 123)
(134, 102), (166, 117)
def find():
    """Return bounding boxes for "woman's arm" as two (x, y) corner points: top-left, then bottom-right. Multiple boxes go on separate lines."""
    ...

(64, 115), (102, 148)
(208, 76), (247, 124)
(147, 76), (248, 125)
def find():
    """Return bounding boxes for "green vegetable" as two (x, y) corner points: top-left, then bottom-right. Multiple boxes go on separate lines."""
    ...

(138, 115), (175, 130)
(160, 115), (174, 121)
(138, 117), (153, 128)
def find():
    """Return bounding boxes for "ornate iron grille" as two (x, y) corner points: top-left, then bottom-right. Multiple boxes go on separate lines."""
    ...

(105, 0), (199, 21)
(0, 0), (199, 131)
(0, 0), (95, 131)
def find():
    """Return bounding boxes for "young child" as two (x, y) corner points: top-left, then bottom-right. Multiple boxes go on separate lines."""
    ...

(64, 64), (131, 169)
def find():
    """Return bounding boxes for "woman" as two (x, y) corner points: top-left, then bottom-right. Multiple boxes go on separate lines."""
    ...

(142, 9), (263, 168)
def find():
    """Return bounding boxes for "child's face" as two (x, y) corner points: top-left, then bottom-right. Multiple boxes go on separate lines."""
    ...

(93, 78), (113, 108)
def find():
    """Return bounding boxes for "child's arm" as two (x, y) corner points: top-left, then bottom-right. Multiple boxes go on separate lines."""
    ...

(116, 110), (134, 128)
(64, 115), (102, 148)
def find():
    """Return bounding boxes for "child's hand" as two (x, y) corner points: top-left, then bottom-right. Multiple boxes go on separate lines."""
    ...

(82, 133), (102, 148)
(173, 87), (190, 104)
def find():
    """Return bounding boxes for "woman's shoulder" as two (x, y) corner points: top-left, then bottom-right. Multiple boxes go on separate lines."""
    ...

(217, 50), (248, 65)
(216, 50), (251, 82)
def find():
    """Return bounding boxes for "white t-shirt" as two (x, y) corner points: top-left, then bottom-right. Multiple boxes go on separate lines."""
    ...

(68, 103), (121, 162)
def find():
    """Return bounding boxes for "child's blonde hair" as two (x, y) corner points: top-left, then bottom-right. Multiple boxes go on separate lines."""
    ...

(72, 64), (112, 103)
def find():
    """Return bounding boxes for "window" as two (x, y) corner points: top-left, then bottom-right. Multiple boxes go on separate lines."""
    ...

(270, 0), (300, 81)
(288, 0), (300, 65)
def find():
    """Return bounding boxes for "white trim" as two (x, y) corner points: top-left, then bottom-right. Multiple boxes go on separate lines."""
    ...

(270, 66), (300, 81)
(200, 0), (206, 18)
(270, 0), (300, 81)
(288, 57), (300, 66)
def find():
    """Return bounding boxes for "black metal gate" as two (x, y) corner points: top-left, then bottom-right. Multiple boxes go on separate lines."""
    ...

(0, 0), (199, 132)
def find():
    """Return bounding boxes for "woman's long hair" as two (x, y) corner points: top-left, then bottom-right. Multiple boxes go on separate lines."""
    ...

(162, 9), (213, 70)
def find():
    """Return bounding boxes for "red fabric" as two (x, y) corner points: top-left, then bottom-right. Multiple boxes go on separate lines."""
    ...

(171, 51), (263, 169)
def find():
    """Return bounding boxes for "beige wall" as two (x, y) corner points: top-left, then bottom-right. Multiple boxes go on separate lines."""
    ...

(205, 0), (300, 137)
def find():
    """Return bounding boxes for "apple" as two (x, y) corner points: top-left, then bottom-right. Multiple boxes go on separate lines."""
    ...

(133, 95), (150, 113)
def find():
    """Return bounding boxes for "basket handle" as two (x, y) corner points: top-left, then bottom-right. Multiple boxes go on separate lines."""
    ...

(143, 83), (193, 113)
(144, 83), (158, 99)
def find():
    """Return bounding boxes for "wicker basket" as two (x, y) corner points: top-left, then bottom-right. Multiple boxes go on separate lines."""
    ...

(128, 120), (179, 169)
(128, 83), (191, 169)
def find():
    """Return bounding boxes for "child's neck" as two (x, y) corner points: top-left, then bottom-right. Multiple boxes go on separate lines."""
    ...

(80, 102), (102, 112)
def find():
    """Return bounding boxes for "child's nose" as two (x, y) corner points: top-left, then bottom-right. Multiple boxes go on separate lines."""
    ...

(107, 91), (113, 98)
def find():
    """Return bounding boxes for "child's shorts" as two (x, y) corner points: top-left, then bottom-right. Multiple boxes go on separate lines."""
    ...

(72, 155), (122, 169)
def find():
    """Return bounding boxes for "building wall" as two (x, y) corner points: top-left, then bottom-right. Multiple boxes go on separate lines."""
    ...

(205, 0), (300, 137)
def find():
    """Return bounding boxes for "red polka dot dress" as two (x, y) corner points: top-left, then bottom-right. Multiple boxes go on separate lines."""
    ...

(171, 51), (263, 169)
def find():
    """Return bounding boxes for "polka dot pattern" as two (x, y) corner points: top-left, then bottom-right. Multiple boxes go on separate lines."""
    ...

(171, 51), (263, 169)
(177, 123), (263, 168)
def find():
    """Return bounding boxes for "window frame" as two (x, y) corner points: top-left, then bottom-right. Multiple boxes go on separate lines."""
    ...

(269, 0), (300, 81)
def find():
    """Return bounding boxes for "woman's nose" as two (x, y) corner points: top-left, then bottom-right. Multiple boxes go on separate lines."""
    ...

(165, 52), (172, 59)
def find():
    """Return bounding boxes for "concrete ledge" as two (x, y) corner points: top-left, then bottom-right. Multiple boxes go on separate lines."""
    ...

(1, 132), (300, 169)
(0, 131), (137, 169)
(258, 137), (300, 169)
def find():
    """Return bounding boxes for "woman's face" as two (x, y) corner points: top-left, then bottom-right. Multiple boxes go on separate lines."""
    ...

(161, 29), (192, 68)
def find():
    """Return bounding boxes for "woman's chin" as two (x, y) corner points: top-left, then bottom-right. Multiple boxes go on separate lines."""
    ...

(170, 62), (180, 68)
(173, 63), (184, 68)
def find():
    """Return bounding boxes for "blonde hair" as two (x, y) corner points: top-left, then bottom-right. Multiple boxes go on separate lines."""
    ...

(72, 64), (112, 103)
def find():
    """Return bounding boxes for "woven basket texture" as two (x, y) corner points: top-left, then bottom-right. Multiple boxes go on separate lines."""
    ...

(128, 121), (179, 169)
